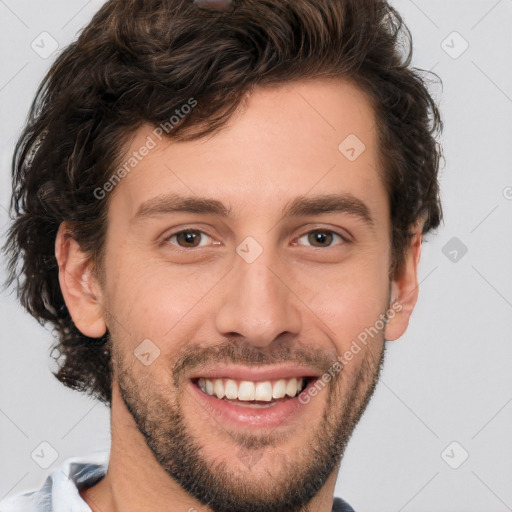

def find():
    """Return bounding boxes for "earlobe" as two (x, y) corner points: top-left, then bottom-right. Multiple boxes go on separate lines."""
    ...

(55, 223), (107, 338)
(384, 227), (423, 341)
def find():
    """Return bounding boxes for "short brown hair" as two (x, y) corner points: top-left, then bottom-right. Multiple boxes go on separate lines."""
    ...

(3, 0), (443, 406)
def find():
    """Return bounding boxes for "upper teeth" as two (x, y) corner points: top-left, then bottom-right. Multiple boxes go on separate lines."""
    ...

(197, 377), (306, 401)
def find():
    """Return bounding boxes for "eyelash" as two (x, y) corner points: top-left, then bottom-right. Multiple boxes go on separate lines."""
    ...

(295, 230), (348, 248)
(165, 230), (218, 249)
(163, 228), (349, 250)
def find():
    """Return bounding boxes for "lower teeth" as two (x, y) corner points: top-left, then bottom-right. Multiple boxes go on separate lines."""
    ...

(223, 398), (278, 408)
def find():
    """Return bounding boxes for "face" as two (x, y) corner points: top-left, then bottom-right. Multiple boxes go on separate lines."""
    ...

(59, 78), (420, 512)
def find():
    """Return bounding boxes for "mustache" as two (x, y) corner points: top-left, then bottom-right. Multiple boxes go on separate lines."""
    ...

(171, 339), (338, 387)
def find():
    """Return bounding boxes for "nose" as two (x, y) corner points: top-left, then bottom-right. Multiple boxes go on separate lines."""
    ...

(215, 248), (302, 348)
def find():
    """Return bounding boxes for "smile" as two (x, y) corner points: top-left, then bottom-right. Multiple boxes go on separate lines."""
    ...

(195, 377), (310, 407)
(187, 365), (322, 427)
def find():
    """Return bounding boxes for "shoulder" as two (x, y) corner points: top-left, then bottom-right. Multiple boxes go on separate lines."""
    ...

(0, 452), (109, 512)
(332, 496), (356, 512)
(0, 484), (52, 512)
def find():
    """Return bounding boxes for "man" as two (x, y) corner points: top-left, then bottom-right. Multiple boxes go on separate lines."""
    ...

(1, 0), (443, 511)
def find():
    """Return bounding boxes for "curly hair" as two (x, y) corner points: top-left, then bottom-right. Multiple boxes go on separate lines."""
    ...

(2, 0), (443, 407)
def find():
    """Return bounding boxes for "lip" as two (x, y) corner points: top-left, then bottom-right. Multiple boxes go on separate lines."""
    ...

(188, 378), (317, 430)
(187, 363), (322, 382)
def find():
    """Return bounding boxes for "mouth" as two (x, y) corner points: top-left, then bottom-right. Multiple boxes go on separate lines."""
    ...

(187, 367), (321, 429)
(193, 376), (313, 408)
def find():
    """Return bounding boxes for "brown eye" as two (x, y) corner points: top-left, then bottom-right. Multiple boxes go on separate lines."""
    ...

(168, 230), (212, 248)
(297, 230), (345, 248)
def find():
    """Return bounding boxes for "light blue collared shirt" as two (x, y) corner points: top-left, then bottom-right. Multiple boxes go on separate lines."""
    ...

(0, 452), (109, 512)
(0, 451), (355, 511)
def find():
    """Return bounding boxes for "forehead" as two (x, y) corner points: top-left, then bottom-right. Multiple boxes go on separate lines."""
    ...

(109, 78), (385, 221)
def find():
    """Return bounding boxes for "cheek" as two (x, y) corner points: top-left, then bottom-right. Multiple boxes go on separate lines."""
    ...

(294, 256), (389, 351)
(105, 254), (228, 342)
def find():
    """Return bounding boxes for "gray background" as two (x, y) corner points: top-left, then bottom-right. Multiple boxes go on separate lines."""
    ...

(1, 1), (511, 511)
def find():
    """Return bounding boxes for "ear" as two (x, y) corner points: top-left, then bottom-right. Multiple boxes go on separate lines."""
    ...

(384, 224), (423, 341)
(55, 222), (107, 338)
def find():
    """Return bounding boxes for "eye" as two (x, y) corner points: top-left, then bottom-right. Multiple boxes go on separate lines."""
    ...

(165, 229), (215, 249)
(295, 229), (347, 248)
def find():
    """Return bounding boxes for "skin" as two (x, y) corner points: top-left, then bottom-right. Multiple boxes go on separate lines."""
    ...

(55, 78), (422, 512)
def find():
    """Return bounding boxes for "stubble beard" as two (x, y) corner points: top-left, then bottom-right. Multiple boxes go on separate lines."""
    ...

(111, 336), (386, 512)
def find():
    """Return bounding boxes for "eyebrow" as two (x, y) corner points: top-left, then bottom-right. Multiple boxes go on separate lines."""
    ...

(134, 194), (231, 219)
(283, 193), (374, 228)
(133, 192), (374, 228)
